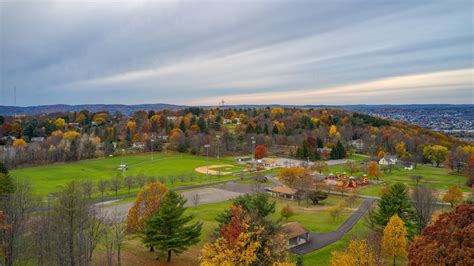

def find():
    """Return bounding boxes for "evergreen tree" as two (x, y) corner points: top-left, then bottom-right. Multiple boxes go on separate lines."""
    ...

(263, 123), (269, 135)
(197, 117), (207, 132)
(374, 183), (419, 236)
(0, 173), (14, 194)
(330, 141), (346, 159)
(272, 124), (279, 135)
(144, 191), (202, 262)
(179, 119), (186, 132)
(0, 162), (8, 175)
(316, 137), (324, 148)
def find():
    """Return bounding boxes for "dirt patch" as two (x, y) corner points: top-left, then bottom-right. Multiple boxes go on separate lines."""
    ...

(194, 164), (234, 175)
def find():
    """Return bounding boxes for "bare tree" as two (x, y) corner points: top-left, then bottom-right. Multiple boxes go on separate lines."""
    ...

(0, 179), (35, 266)
(82, 180), (94, 199)
(98, 180), (109, 200)
(135, 174), (146, 188)
(191, 192), (200, 207)
(124, 176), (134, 194)
(110, 178), (121, 196)
(411, 184), (438, 228)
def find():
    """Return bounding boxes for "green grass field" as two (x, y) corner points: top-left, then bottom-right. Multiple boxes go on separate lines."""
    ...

(10, 152), (246, 198)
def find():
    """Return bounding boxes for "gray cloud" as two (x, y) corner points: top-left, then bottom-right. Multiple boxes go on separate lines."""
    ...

(0, 0), (472, 106)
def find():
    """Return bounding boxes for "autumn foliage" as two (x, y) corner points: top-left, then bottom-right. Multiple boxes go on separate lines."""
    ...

(408, 204), (474, 265)
(331, 240), (375, 266)
(368, 161), (383, 180)
(382, 214), (408, 265)
(254, 145), (267, 159)
(126, 182), (168, 233)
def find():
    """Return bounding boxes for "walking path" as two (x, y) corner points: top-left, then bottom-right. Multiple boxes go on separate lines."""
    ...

(290, 198), (376, 255)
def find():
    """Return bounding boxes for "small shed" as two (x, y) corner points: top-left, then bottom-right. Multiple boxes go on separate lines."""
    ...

(282, 222), (310, 249)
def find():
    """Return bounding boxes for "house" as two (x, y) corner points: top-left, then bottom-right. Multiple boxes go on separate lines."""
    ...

(223, 118), (232, 124)
(30, 137), (45, 142)
(166, 116), (178, 121)
(282, 222), (310, 249)
(235, 118), (241, 125)
(68, 122), (80, 129)
(268, 186), (297, 200)
(379, 155), (398, 165)
(131, 142), (146, 149)
(349, 139), (365, 150)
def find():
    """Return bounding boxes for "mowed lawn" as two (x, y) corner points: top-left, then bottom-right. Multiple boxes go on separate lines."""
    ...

(325, 163), (469, 196)
(10, 152), (245, 198)
(114, 195), (361, 265)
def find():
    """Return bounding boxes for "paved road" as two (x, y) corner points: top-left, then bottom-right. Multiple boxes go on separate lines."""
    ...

(101, 187), (244, 218)
(290, 198), (376, 255)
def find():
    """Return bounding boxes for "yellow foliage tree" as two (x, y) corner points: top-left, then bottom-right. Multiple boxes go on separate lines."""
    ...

(277, 167), (312, 188)
(442, 185), (463, 207)
(12, 139), (27, 148)
(271, 108), (284, 116)
(331, 239), (375, 266)
(382, 214), (408, 265)
(63, 131), (80, 140)
(55, 118), (66, 128)
(329, 125), (338, 138)
(126, 182), (168, 234)
(51, 130), (63, 138)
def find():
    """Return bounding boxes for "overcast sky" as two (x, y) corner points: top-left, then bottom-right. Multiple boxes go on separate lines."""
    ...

(1, 0), (472, 106)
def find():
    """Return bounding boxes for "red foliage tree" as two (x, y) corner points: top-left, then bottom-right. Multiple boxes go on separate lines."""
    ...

(254, 145), (268, 159)
(307, 136), (316, 148)
(219, 206), (246, 246)
(408, 204), (474, 265)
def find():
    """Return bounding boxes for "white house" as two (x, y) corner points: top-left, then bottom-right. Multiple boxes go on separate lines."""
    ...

(30, 137), (45, 142)
(349, 139), (365, 150)
(379, 155), (398, 165)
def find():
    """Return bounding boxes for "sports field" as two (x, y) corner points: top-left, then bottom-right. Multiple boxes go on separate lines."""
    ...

(10, 152), (245, 198)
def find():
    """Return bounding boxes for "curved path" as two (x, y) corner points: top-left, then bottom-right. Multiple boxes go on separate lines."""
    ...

(290, 198), (375, 255)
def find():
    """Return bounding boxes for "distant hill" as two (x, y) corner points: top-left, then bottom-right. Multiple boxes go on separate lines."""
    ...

(0, 103), (186, 115)
(0, 103), (471, 116)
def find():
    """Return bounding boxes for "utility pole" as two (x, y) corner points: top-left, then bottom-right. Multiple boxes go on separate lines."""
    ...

(216, 135), (220, 160)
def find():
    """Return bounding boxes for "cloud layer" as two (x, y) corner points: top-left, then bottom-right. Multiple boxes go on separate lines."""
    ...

(1, 0), (472, 106)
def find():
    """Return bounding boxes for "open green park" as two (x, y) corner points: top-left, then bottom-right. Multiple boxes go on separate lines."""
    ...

(116, 194), (366, 265)
(8, 151), (469, 265)
(10, 152), (246, 199)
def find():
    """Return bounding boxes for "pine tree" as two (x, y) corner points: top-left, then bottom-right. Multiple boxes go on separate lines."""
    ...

(316, 137), (324, 148)
(179, 119), (186, 132)
(263, 123), (269, 135)
(374, 183), (418, 236)
(197, 117), (207, 132)
(382, 214), (407, 266)
(272, 124), (279, 135)
(144, 191), (202, 262)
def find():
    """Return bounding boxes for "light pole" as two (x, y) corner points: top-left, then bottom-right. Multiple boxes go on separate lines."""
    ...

(251, 137), (256, 160)
(151, 138), (154, 161)
(204, 144), (210, 177)
(216, 135), (220, 160)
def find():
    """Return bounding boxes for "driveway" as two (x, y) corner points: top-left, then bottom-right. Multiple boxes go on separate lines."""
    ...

(290, 198), (375, 255)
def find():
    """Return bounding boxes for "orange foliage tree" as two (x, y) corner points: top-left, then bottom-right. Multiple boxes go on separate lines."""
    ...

(368, 161), (384, 181)
(254, 145), (267, 159)
(408, 204), (474, 265)
(442, 185), (463, 207)
(126, 182), (168, 234)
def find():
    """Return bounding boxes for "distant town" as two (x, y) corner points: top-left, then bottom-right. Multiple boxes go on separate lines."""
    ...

(361, 106), (473, 140)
